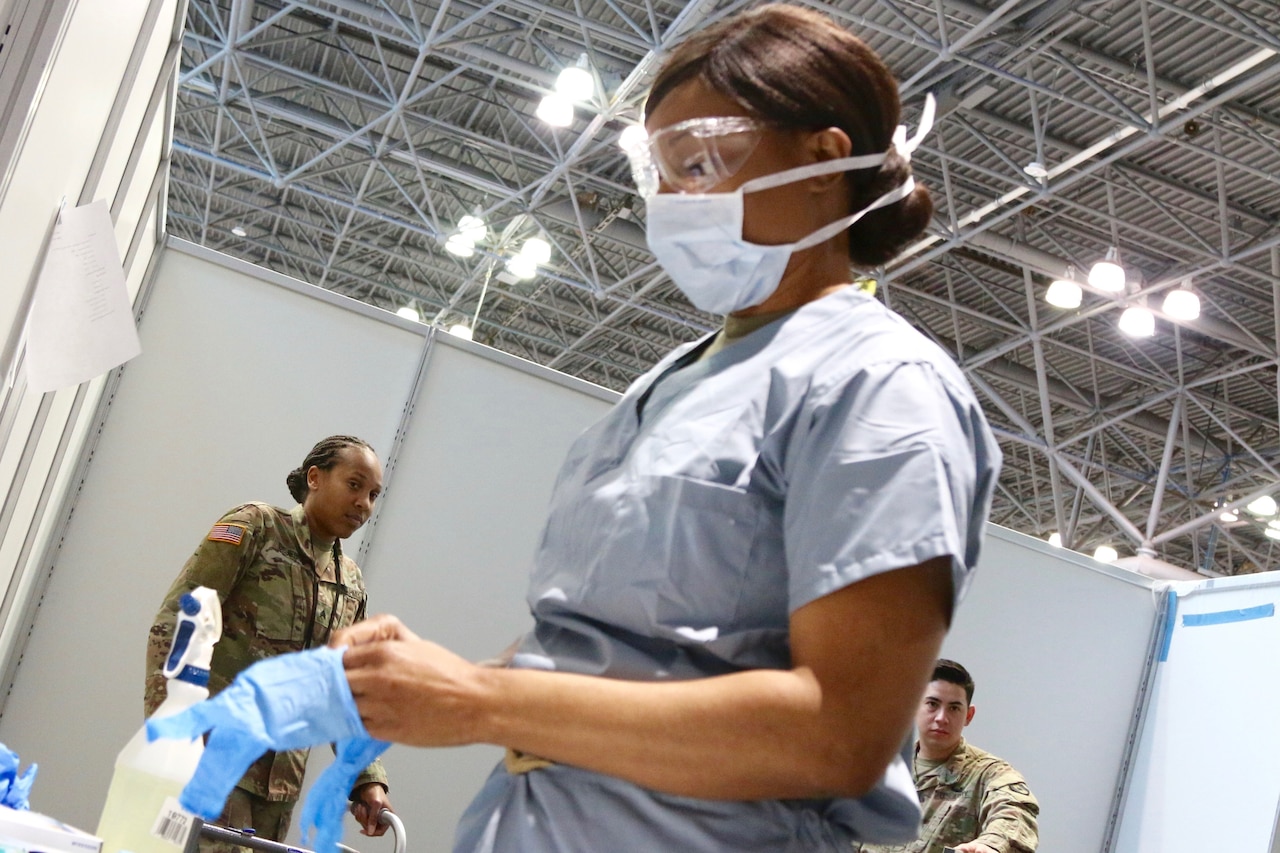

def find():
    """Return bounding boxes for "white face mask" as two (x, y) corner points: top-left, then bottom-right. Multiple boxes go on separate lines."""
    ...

(644, 95), (935, 316)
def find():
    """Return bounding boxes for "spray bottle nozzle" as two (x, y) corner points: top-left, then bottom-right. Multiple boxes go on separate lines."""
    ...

(163, 587), (222, 683)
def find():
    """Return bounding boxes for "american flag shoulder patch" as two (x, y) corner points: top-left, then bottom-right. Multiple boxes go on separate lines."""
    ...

(207, 523), (248, 545)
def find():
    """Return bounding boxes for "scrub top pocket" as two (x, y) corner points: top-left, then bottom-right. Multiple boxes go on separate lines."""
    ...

(615, 474), (761, 633)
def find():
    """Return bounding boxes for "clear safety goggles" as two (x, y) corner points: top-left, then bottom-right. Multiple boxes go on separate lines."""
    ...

(619, 116), (765, 199)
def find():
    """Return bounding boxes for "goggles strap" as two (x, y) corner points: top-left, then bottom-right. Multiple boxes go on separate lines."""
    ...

(737, 93), (935, 197)
(892, 92), (936, 161)
(738, 152), (887, 195)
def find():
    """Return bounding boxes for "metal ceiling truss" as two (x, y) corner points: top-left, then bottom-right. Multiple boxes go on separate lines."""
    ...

(166, 0), (1280, 575)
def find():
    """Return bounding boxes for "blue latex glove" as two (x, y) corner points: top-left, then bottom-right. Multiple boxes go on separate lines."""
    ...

(299, 737), (389, 853)
(147, 646), (389, 853)
(0, 742), (37, 809)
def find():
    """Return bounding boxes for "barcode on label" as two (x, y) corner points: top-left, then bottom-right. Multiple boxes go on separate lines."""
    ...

(150, 798), (194, 848)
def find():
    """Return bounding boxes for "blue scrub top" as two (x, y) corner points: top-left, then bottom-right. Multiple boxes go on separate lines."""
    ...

(454, 285), (1001, 852)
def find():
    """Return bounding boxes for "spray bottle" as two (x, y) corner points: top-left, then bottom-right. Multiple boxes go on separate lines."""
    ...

(96, 587), (221, 853)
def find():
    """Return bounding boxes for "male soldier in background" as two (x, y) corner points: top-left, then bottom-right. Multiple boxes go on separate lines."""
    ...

(857, 659), (1039, 853)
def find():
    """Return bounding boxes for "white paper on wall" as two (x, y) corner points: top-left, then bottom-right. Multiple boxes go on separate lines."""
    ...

(24, 199), (141, 393)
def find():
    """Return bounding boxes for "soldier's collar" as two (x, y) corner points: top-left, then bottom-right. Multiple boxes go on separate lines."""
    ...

(291, 503), (342, 569)
(935, 739), (969, 784)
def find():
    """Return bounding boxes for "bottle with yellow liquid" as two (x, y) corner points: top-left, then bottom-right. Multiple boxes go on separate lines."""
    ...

(96, 587), (221, 853)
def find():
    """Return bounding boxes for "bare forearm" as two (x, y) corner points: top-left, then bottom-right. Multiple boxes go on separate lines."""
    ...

(340, 562), (952, 803)
(475, 664), (889, 800)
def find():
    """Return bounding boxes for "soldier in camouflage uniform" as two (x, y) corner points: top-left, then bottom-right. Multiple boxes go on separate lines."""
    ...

(857, 660), (1038, 853)
(146, 436), (394, 852)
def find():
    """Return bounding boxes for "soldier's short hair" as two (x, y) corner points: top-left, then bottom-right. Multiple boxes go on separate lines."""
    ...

(933, 658), (975, 704)
(286, 435), (376, 503)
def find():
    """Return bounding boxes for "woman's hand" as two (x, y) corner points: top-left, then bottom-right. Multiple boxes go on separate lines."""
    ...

(335, 614), (490, 747)
(331, 613), (421, 647)
(348, 783), (392, 836)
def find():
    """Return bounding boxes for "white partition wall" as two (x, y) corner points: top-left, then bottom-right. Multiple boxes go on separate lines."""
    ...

(1114, 573), (1280, 852)
(0, 0), (185, 690)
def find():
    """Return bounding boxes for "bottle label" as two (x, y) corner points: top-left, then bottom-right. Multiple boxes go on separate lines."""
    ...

(151, 798), (195, 848)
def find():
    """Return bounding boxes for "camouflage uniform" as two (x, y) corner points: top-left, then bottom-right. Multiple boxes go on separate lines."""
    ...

(146, 502), (388, 842)
(856, 739), (1038, 853)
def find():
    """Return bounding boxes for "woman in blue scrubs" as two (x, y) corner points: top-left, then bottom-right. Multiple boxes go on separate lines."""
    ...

(335, 5), (1001, 850)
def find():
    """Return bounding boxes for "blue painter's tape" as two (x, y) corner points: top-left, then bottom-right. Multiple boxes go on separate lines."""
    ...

(1182, 603), (1274, 627)
(1158, 589), (1178, 663)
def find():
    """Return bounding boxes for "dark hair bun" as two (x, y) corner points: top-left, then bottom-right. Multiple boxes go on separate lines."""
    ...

(286, 467), (308, 504)
(847, 152), (933, 268)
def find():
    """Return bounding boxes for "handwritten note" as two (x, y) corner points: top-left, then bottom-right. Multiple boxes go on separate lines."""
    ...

(25, 200), (141, 393)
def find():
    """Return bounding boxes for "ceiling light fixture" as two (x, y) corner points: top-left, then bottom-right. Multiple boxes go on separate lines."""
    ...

(457, 214), (488, 245)
(444, 235), (475, 257)
(1118, 304), (1155, 337)
(1045, 266), (1082, 309)
(504, 235), (553, 280)
(1215, 498), (1239, 523)
(1246, 494), (1277, 517)
(230, 225), (247, 237)
(1161, 279), (1201, 321)
(618, 124), (647, 151)
(1088, 246), (1126, 293)
(1093, 545), (1118, 563)
(1023, 160), (1048, 179)
(520, 236), (552, 265)
(448, 323), (474, 340)
(1265, 527), (1280, 541)
(555, 54), (594, 103)
(1046, 532), (1062, 547)
(536, 93), (574, 127)
(506, 255), (538, 280)
(396, 306), (420, 322)
(444, 213), (488, 258)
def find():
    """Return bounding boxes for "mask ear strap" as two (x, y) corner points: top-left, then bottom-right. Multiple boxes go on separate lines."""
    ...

(790, 176), (916, 253)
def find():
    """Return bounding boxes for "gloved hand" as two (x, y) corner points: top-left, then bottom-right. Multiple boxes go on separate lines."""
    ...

(147, 645), (389, 853)
(0, 742), (37, 809)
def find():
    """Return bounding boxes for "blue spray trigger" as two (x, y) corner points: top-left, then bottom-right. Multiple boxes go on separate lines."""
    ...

(166, 593), (202, 672)
(166, 621), (195, 672)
